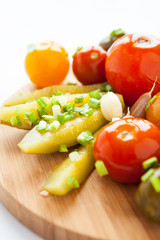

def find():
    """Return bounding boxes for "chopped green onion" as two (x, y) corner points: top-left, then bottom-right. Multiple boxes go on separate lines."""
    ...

(110, 28), (125, 39)
(57, 114), (65, 125)
(52, 105), (61, 118)
(24, 112), (38, 125)
(15, 107), (22, 115)
(42, 115), (54, 122)
(56, 91), (64, 96)
(27, 43), (36, 53)
(145, 95), (157, 112)
(74, 149), (78, 151)
(67, 176), (80, 188)
(142, 157), (158, 170)
(9, 116), (18, 126)
(58, 95), (67, 106)
(150, 176), (160, 192)
(72, 46), (83, 58)
(36, 120), (48, 132)
(67, 176), (75, 187)
(64, 113), (74, 121)
(95, 161), (108, 177)
(89, 89), (101, 100)
(37, 97), (47, 108)
(63, 103), (75, 113)
(74, 179), (80, 188)
(16, 115), (22, 126)
(26, 100), (34, 103)
(49, 120), (60, 131)
(101, 83), (114, 92)
(75, 96), (84, 103)
(141, 168), (154, 182)
(38, 108), (48, 118)
(47, 98), (60, 113)
(69, 151), (81, 162)
(59, 144), (68, 152)
(84, 108), (94, 117)
(77, 130), (94, 146)
(88, 98), (100, 109)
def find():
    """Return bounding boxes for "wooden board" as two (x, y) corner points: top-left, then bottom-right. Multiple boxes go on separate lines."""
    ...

(0, 84), (160, 240)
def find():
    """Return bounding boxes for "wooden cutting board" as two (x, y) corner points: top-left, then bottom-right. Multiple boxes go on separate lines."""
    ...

(0, 84), (160, 240)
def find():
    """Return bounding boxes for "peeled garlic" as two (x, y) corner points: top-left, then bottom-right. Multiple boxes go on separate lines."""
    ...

(101, 92), (123, 121)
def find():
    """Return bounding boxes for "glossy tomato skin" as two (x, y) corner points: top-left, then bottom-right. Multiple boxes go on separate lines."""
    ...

(25, 41), (70, 88)
(72, 46), (107, 85)
(105, 34), (160, 105)
(94, 117), (160, 183)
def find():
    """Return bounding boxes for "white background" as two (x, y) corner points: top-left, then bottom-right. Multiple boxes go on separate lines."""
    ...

(0, 0), (160, 239)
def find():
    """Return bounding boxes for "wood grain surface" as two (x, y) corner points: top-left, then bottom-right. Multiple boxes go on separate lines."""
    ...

(0, 84), (160, 240)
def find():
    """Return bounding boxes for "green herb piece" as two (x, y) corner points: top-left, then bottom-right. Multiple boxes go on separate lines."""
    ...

(101, 83), (114, 92)
(9, 116), (18, 126)
(63, 103), (75, 113)
(88, 98), (100, 109)
(42, 115), (54, 122)
(59, 144), (68, 152)
(141, 168), (154, 182)
(36, 120), (48, 133)
(72, 46), (83, 58)
(95, 161), (108, 177)
(64, 113), (74, 121)
(49, 120), (60, 131)
(142, 157), (158, 170)
(74, 179), (80, 188)
(145, 95), (157, 112)
(27, 44), (36, 53)
(38, 108), (48, 118)
(26, 100), (34, 103)
(47, 98), (60, 113)
(75, 96), (84, 103)
(37, 97), (47, 108)
(150, 176), (160, 192)
(58, 95), (68, 106)
(24, 112), (38, 125)
(85, 108), (94, 117)
(77, 130), (94, 146)
(89, 89), (101, 100)
(67, 176), (75, 187)
(56, 91), (64, 96)
(67, 176), (80, 188)
(110, 28), (125, 39)
(15, 107), (22, 115)
(57, 114), (65, 125)
(16, 115), (22, 126)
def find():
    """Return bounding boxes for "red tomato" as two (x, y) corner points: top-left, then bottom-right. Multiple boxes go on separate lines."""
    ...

(105, 34), (160, 105)
(94, 117), (160, 183)
(72, 46), (107, 85)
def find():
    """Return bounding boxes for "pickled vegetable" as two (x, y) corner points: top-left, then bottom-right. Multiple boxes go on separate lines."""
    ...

(18, 109), (106, 154)
(4, 83), (104, 106)
(136, 167), (160, 222)
(43, 130), (100, 196)
(0, 94), (90, 129)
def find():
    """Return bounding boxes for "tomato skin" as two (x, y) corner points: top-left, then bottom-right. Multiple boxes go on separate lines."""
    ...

(105, 34), (160, 105)
(94, 117), (160, 183)
(72, 46), (107, 85)
(25, 41), (70, 88)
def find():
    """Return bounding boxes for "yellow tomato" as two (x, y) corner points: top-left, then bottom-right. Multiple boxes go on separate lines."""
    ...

(25, 41), (70, 88)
